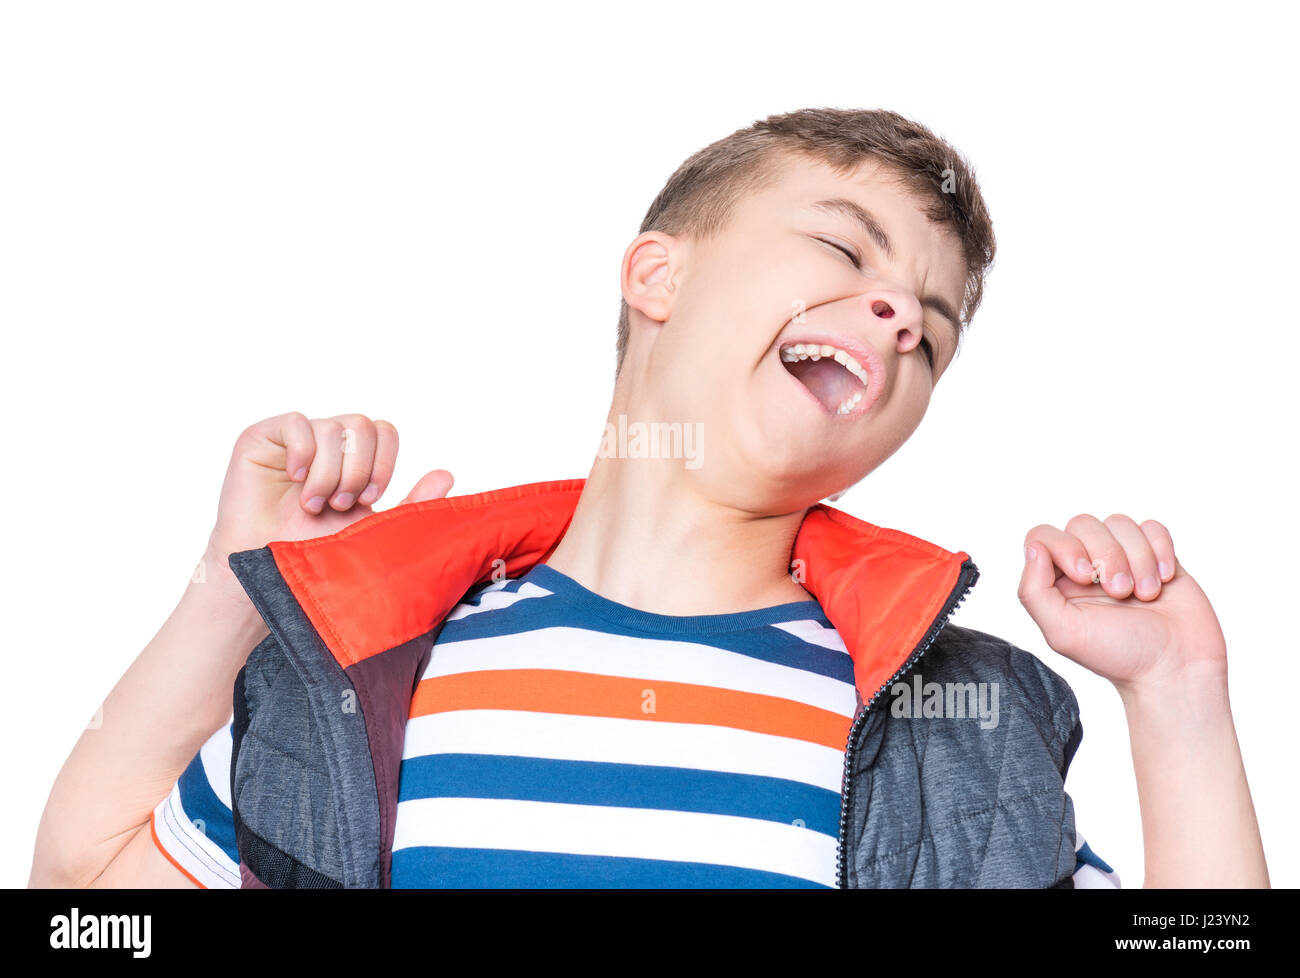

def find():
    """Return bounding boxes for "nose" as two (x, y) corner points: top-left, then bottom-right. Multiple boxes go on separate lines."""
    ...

(859, 283), (925, 358)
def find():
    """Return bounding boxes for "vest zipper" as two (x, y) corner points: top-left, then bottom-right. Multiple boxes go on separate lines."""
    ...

(835, 558), (979, 888)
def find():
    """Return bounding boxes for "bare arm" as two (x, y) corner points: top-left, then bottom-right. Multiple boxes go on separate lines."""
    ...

(28, 540), (267, 887)
(1021, 515), (1268, 888)
(88, 821), (202, 888)
(28, 411), (453, 888)
(1119, 666), (1269, 887)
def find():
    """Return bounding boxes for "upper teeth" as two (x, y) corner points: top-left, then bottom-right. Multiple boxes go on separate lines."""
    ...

(780, 343), (872, 414)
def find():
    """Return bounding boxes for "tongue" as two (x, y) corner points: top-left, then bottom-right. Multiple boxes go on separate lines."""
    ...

(785, 357), (862, 412)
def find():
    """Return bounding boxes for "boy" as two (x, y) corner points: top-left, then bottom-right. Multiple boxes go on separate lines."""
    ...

(29, 107), (1267, 888)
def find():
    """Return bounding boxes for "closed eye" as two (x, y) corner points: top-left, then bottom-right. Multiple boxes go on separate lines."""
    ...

(814, 235), (862, 270)
(919, 335), (936, 369)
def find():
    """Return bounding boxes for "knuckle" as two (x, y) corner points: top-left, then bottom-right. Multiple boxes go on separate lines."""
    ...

(1063, 513), (1096, 534)
(337, 416), (375, 450)
(315, 418), (344, 439)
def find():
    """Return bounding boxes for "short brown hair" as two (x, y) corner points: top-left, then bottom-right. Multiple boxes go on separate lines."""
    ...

(615, 107), (996, 375)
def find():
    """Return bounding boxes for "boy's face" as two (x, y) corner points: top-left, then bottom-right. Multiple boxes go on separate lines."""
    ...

(621, 153), (970, 514)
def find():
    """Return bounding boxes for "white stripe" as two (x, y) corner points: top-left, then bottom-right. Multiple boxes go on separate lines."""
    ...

(392, 796), (837, 886)
(401, 709), (845, 792)
(151, 785), (240, 889)
(1073, 862), (1122, 888)
(421, 626), (857, 717)
(443, 581), (552, 621)
(1074, 829), (1121, 888)
(199, 721), (233, 810)
(770, 619), (848, 653)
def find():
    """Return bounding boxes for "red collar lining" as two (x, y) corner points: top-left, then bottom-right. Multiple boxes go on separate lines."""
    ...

(266, 478), (969, 702)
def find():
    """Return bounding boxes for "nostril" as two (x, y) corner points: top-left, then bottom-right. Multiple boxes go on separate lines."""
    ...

(871, 300), (894, 318)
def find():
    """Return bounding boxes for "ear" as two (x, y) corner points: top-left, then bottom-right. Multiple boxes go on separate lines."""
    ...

(621, 231), (681, 326)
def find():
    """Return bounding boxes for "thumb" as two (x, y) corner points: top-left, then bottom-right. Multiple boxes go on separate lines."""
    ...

(398, 469), (455, 506)
(1017, 537), (1071, 646)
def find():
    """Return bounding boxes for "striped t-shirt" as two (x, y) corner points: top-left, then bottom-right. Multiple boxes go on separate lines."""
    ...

(151, 562), (1119, 888)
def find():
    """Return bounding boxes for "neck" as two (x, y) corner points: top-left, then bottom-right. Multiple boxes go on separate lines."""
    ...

(546, 432), (814, 618)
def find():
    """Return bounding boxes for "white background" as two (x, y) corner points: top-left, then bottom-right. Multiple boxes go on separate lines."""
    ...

(2, 1), (1296, 889)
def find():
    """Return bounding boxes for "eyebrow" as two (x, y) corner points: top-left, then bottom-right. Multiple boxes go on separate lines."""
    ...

(809, 196), (964, 343)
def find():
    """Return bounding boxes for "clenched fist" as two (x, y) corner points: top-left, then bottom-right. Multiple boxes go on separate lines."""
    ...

(1018, 513), (1228, 693)
(207, 411), (454, 572)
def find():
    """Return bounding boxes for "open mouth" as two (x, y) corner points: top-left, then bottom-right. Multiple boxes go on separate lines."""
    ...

(779, 342), (873, 416)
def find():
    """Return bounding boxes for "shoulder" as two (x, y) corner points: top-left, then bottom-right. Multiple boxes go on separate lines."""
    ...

(854, 622), (1088, 886)
(917, 622), (1083, 767)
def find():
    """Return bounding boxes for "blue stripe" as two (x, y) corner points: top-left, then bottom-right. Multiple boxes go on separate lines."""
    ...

(526, 564), (830, 635)
(436, 585), (853, 685)
(175, 744), (238, 866)
(397, 754), (841, 836)
(1075, 840), (1114, 875)
(461, 576), (534, 603)
(391, 846), (829, 888)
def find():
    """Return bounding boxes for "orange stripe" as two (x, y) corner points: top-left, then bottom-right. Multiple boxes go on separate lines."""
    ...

(149, 809), (207, 889)
(410, 669), (852, 750)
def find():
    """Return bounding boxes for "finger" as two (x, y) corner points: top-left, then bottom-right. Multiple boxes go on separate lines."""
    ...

(1022, 523), (1099, 588)
(328, 415), (378, 511)
(300, 419), (346, 515)
(358, 421), (398, 506)
(252, 411), (315, 481)
(399, 469), (455, 506)
(1138, 518), (1178, 583)
(1064, 513), (1133, 599)
(1105, 513), (1160, 601)
(1018, 535), (1078, 652)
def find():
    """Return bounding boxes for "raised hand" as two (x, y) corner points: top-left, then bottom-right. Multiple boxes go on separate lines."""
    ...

(207, 411), (454, 573)
(1017, 514), (1227, 692)
(1018, 513), (1267, 887)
